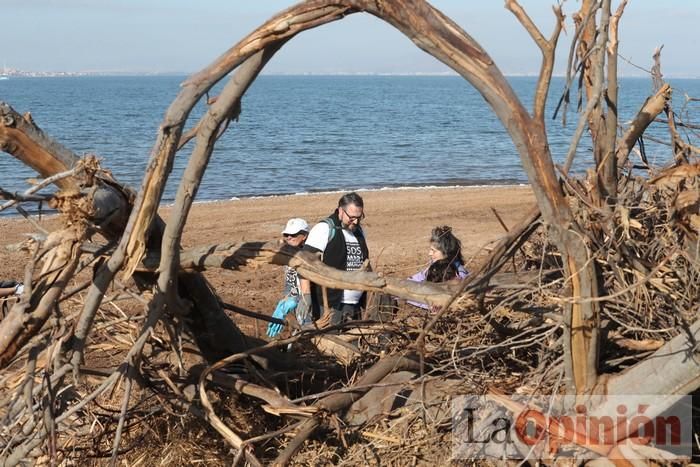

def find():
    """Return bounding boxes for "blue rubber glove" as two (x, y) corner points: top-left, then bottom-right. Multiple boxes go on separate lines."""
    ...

(267, 297), (298, 337)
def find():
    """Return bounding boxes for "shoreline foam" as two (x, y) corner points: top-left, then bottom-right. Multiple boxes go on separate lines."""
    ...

(0, 182), (532, 219)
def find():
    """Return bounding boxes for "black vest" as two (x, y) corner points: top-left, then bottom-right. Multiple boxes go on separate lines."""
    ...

(303, 210), (369, 317)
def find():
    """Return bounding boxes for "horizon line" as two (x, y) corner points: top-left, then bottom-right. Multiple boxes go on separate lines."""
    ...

(4, 70), (699, 79)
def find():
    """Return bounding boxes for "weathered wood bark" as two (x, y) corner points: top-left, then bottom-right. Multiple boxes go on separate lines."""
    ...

(0, 103), (79, 191)
(0, 229), (82, 366)
(616, 84), (672, 167)
(583, 0), (615, 203)
(571, 0), (626, 201)
(159, 241), (466, 308)
(588, 317), (700, 437)
(0, 102), (130, 232)
(273, 353), (420, 466)
(601, 0), (626, 201)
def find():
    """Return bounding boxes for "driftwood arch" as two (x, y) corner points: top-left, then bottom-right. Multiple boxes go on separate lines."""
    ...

(123, 0), (593, 394)
(1, 0), (699, 465)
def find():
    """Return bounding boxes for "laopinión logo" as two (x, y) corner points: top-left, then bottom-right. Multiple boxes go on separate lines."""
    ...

(451, 394), (692, 462)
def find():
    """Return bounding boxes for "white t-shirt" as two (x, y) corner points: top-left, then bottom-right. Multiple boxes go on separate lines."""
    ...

(306, 221), (365, 304)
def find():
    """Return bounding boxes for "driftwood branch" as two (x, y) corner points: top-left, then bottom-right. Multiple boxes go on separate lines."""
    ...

(0, 167), (77, 213)
(600, 0), (627, 201)
(616, 84), (671, 167)
(0, 103), (80, 191)
(273, 353), (420, 466)
(506, 0), (564, 120)
(590, 317), (700, 431)
(1, 1), (698, 465)
(120, 2), (357, 279)
(148, 241), (467, 308)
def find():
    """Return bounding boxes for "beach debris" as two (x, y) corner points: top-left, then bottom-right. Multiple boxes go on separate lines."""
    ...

(0, 0), (699, 465)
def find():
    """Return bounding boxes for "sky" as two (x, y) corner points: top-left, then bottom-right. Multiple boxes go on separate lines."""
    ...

(2, 0), (699, 77)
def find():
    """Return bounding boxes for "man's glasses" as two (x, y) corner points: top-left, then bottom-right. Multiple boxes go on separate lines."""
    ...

(283, 232), (304, 238)
(341, 206), (365, 222)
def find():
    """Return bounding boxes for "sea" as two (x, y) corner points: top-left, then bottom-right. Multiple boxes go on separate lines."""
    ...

(1, 75), (698, 213)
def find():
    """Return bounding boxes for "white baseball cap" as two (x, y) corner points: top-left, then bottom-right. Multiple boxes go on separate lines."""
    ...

(282, 218), (309, 235)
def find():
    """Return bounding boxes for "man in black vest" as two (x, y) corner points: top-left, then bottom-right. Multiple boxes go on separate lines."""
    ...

(298, 192), (369, 326)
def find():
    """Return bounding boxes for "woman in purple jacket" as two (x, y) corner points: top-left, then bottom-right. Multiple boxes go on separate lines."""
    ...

(408, 225), (468, 309)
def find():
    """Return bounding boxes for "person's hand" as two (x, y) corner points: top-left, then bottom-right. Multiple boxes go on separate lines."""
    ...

(14, 284), (24, 296)
(361, 259), (372, 272)
(295, 293), (313, 327)
(267, 297), (298, 337)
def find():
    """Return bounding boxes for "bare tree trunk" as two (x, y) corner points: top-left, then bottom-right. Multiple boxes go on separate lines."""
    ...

(616, 84), (671, 167)
(0, 103), (79, 191)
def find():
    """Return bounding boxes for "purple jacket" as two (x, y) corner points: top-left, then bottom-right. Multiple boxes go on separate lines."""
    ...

(407, 261), (468, 309)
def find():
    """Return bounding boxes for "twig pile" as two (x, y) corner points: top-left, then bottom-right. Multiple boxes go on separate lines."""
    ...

(1, 0), (700, 464)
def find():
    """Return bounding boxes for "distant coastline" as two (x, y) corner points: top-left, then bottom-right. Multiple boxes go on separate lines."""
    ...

(2, 68), (698, 79)
(0, 68), (186, 78)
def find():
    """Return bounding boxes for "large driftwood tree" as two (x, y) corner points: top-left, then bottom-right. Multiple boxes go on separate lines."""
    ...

(1, 1), (699, 465)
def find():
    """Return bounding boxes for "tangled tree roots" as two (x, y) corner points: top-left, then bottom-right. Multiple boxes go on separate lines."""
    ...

(1, 1), (700, 465)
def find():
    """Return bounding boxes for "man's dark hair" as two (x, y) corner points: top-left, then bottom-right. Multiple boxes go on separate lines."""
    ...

(338, 192), (364, 209)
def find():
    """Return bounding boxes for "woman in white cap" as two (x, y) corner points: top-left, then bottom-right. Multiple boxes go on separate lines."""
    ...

(280, 218), (309, 298)
(267, 218), (310, 337)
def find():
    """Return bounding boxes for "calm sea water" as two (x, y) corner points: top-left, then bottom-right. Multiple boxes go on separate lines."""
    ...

(1, 75), (698, 208)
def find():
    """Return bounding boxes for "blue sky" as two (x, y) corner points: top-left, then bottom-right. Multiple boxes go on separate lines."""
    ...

(2, 1), (698, 77)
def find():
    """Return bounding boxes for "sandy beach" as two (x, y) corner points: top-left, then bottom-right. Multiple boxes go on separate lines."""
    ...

(0, 185), (535, 333)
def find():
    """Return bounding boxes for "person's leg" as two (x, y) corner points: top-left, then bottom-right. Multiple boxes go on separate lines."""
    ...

(362, 293), (396, 322)
(328, 303), (362, 326)
(340, 303), (361, 323)
(328, 305), (345, 326)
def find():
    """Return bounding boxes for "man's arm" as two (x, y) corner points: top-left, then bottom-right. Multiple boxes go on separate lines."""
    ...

(299, 277), (311, 295)
(0, 283), (21, 298)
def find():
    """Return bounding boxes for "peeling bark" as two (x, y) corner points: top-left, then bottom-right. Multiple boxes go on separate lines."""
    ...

(0, 1), (697, 464)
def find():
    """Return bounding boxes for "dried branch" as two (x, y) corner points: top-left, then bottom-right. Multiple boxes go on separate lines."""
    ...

(0, 103), (80, 191)
(0, 167), (77, 213)
(505, 0), (564, 120)
(273, 353), (420, 465)
(121, 2), (356, 279)
(617, 84), (672, 169)
(163, 241), (466, 308)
